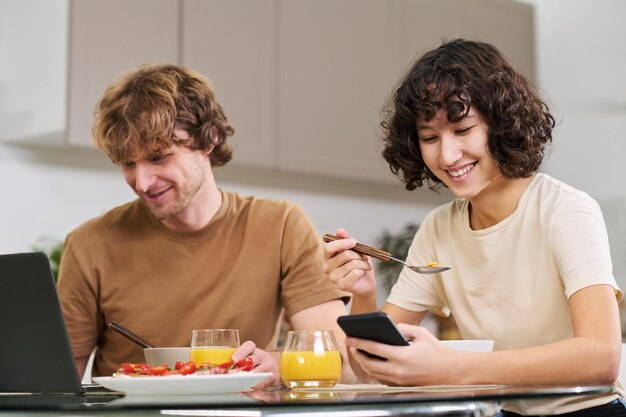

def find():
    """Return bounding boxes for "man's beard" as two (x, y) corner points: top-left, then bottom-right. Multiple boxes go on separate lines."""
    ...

(142, 168), (204, 221)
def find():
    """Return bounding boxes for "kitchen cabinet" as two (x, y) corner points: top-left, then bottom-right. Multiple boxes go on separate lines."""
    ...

(274, 0), (534, 185)
(467, 0), (535, 80)
(276, 0), (400, 184)
(397, 0), (468, 64)
(66, 0), (534, 186)
(182, 0), (277, 169)
(67, 0), (178, 147)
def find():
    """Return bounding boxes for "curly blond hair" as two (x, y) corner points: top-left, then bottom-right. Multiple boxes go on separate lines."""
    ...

(93, 64), (234, 167)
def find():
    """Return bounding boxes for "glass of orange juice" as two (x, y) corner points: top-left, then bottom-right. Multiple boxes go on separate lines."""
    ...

(280, 330), (342, 389)
(190, 329), (239, 366)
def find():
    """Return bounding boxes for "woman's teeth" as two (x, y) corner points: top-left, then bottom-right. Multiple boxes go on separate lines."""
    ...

(449, 163), (475, 177)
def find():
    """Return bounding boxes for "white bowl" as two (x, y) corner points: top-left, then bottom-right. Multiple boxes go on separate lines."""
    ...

(441, 340), (494, 352)
(144, 347), (190, 368)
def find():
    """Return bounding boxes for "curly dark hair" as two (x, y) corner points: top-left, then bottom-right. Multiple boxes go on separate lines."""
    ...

(381, 39), (555, 191)
(93, 64), (234, 167)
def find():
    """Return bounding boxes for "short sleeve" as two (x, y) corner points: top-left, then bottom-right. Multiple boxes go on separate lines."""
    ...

(386, 210), (450, 316)
(279, 204), (350, 317)
(549, 193), (623, 301)
(56, 236), (101, 358)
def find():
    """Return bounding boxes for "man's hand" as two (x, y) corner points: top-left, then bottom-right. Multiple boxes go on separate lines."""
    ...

(232, 341), (282, 388)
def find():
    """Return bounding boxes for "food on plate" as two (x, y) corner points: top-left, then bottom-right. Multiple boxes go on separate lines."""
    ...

(115, 363), (171, 376)
(113, 357), (254, 377)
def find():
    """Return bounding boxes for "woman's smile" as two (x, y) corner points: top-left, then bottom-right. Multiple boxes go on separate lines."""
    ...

(447, 162), (477, 180)
(418, 108), (499, 200)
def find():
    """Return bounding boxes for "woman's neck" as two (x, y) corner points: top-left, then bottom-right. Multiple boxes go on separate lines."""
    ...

(468, 174), (535, 230)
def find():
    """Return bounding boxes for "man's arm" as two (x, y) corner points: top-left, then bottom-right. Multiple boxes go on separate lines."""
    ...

(58, 240), (99, 381)
(289, 300), (357, 383)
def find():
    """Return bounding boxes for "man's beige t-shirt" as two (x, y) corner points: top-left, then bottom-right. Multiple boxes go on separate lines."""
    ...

(57, 191), (348, 376)
(388, 173), (623, 414)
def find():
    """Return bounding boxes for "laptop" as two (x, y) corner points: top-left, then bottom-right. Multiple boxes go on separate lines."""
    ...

(0, 252), (83, 393)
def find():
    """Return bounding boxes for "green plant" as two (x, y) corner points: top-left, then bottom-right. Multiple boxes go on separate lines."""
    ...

(32, 237), (64, 284)
(376, 223), (420, 295)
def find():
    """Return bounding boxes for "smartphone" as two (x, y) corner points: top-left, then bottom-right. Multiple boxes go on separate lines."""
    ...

(337, 312), (409, 360)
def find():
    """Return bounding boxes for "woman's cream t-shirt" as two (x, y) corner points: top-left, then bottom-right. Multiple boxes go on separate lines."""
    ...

(387, 173), (622, 414)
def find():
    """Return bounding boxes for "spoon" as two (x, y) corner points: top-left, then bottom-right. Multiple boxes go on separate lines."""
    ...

(108, 321), (155, 349)
(322, 233), (450, 275)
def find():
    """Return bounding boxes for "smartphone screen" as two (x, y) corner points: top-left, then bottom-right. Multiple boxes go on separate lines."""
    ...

(337, 312), (409, 360)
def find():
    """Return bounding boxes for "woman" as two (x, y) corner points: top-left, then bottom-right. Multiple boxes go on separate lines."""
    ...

(324, 39), (625, 416)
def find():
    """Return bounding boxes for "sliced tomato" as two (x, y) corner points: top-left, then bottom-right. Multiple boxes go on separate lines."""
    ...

(218, 360), (235, 369)
(177, 361), (197, 375)
(235, 357), (254, 371)
(119, 363), (152, 375)
(148, 365), (169, 376)
(136, 364), (153, 375)
(120, 363), (136, 374)
(174, 361), (185, 371)
(196, 362), (216, 372)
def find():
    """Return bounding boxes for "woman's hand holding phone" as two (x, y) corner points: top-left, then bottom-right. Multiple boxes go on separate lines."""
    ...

(352, 323), (453, 387)
(339, 317), (448, 386)
(338, 313), (409, 343)
(337, 312), (460, 386)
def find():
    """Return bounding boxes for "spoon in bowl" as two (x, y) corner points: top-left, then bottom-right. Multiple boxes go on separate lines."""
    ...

(108, 321), (155, 349)
(322, 233), (450, 275)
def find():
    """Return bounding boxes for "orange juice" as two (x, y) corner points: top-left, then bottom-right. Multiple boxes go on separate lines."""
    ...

(190, 347), (236, 365)
(280, 350), (341, 388)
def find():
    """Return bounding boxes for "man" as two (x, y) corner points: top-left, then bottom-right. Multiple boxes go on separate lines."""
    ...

(57, 64), (352, 386)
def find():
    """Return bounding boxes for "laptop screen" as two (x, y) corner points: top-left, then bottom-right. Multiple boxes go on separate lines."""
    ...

(0, 252), (82, 393)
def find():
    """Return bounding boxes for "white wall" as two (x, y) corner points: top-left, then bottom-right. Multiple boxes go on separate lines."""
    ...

(0, 139), (436, 256)
(524, 0), (626, 201)
(1, 0), (625, 290)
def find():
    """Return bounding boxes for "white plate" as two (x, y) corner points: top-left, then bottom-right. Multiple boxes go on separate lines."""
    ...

(92, 372), (273, 395)
(105, 393), (258, 406)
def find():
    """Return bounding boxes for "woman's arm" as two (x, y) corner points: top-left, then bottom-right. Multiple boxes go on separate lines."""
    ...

(345, 284), (621, 386)
(382, 302), (428, 326)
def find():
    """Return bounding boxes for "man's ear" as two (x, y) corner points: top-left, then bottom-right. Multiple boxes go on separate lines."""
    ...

(206, 125), (219, 155)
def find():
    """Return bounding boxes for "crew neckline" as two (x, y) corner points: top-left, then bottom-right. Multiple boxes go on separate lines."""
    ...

(462, 173), (543, 235)
(140, 189), (231, 242)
